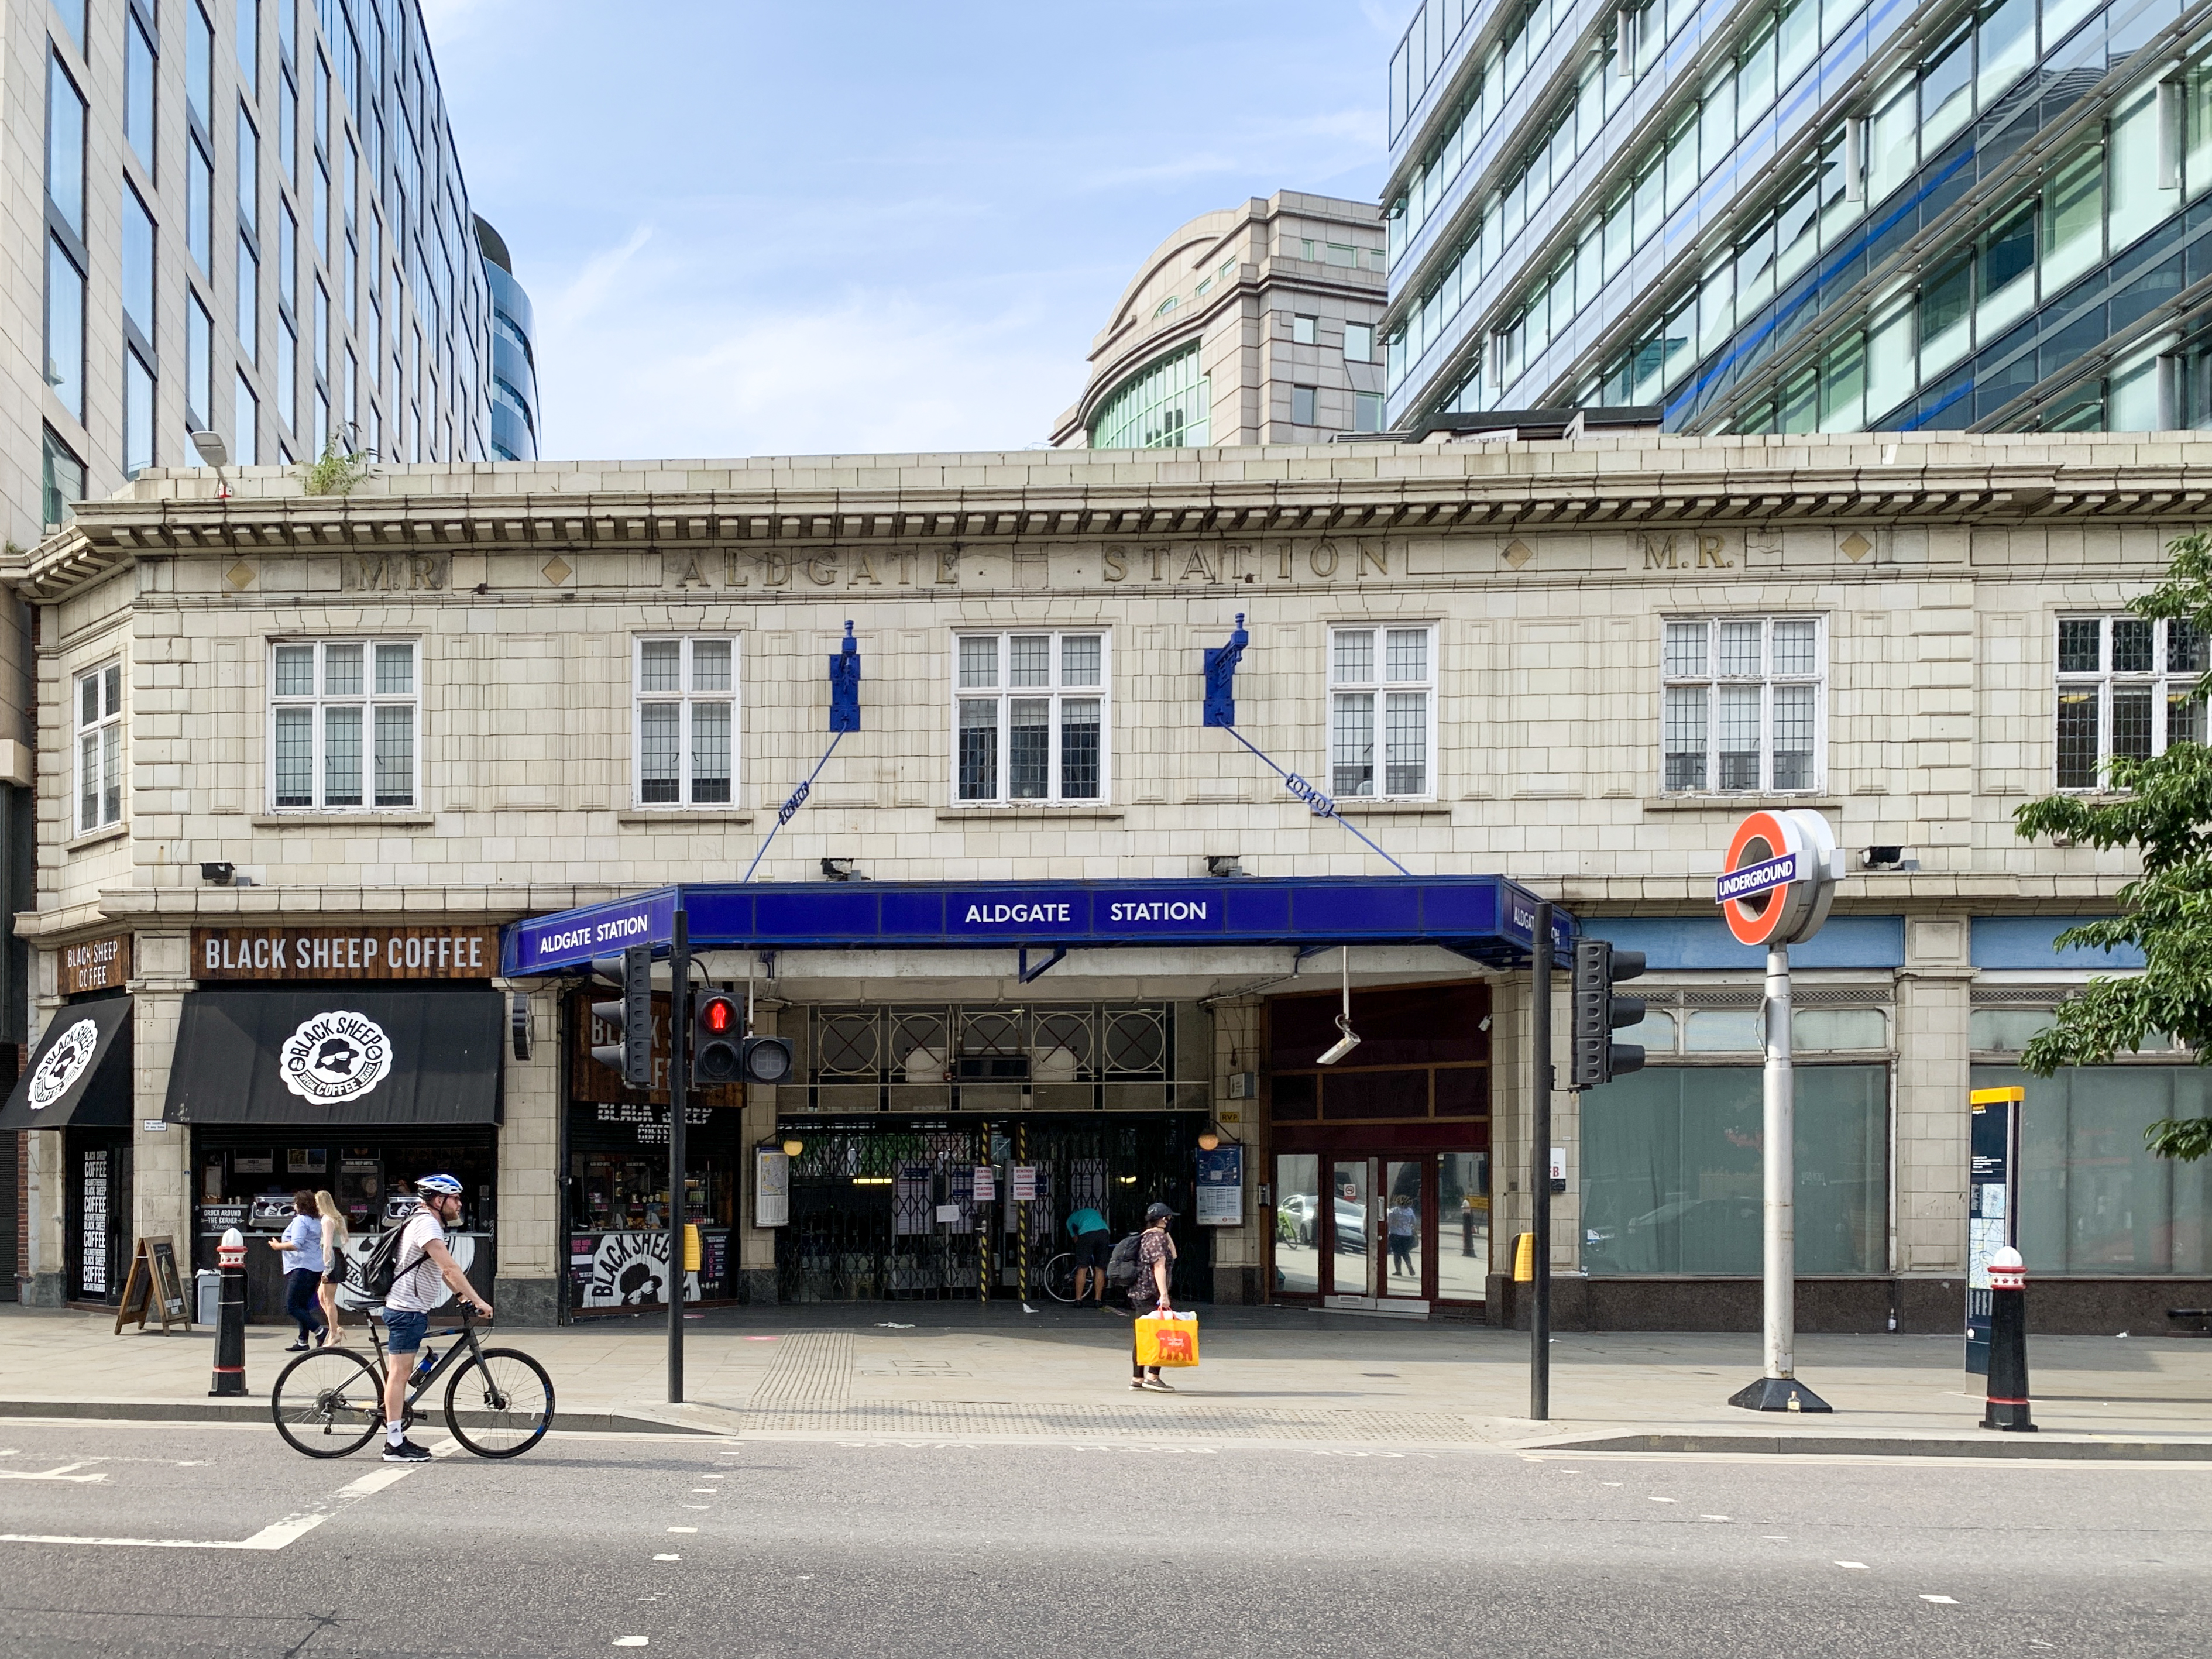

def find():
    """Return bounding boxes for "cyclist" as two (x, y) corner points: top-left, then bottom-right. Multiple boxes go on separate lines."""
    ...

(1065, 1204), (1111, 1306)
(380, 1173), (493, 1462)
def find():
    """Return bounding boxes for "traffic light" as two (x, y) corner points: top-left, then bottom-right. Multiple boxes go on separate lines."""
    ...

(739, 1036), (794, 1086)
(590, 946), (654, 1088)
(693, 990), (742, 1084)
(1570, 939), (1647, 1090)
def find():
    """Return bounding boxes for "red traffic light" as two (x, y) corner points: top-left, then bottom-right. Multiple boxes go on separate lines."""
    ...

(701, 995), (735, 1034)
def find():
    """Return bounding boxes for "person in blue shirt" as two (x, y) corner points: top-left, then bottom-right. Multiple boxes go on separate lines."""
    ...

(270, 1189), (328, 1351)
(1066, 1205), (1111, 1306)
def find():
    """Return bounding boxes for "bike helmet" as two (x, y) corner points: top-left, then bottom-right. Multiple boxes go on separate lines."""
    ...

(417, 1173), (463, 1197)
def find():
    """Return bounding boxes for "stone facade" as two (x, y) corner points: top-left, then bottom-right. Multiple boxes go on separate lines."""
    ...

(4, 432), (2204, 1326)
(1052, 191), (1387, 449)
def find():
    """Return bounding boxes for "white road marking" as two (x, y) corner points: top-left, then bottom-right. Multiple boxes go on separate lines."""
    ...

(1836, 1561), (1870, 1570)
(667, 1527), (696, 1533)
(0, 1447), (426, 1551)
(613, 1639), (649, 1648)
(1647, 1496), (1675, 1503)
(1921, 1596), (1959, 1605)
(653, 1554), (681, 1561)
(689, 1488), (717, 1493)
(0, 1463), (107, 1483)
(1702, 1514), (1732, 1521)
(1764, 1536), (1790, 1542)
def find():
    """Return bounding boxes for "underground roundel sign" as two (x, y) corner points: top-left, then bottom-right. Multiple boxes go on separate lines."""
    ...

(280, 1009), (394, 1104)
(26, 1018), (101, 1110)
(1715, 809), (1840, 947)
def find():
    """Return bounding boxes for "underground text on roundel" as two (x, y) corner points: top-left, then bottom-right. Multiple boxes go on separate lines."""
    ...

(1714, 851), (1798, 903)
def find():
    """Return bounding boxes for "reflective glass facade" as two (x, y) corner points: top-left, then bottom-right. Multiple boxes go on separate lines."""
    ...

(1088, 344), (1211, 449)
(1383, 0), (2212, 434)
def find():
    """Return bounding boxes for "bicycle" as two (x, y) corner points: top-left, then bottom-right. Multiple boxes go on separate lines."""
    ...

(270, 1305), (554, 1459)
(1042, 1251), (1078, 1303)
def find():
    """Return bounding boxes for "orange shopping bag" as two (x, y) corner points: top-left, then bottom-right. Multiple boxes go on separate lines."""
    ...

(1135, 1309), (1200, 1368)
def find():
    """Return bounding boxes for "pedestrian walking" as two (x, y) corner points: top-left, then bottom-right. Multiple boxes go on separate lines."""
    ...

(1066, 1204), (1111, 1305)
(270, 1189), (327, 1351)
(314, 1190), (350, 1345)
(1129, 1201), (1179, 1392)
(1387, 1194), (1418, 1276)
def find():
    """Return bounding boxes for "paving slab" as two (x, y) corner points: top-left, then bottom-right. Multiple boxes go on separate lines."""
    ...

(4, 1302), (2206, 1455)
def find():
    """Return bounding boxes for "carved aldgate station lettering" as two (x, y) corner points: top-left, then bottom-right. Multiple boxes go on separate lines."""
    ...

(1637, 532), (1734, 571)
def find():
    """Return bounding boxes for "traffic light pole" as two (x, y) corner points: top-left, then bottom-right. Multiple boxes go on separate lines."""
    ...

(1529, 901), (1552, 1424)
(668, 908), (689, 1406)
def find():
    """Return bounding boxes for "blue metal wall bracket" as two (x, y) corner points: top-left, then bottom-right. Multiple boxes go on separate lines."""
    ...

(1016, 946), (1067, 984)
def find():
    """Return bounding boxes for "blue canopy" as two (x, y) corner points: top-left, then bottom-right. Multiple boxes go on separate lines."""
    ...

(502, 875), (1572, 976)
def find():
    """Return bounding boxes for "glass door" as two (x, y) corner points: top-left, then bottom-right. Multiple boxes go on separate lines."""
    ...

(1273, 1153), (1321, 1296)
(1328, 1158), (1373, 1296)
(1437, 1152), (1489, 1303)
(1380, 1159), (1424, 1301)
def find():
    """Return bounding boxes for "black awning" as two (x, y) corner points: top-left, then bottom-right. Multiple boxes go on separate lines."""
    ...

(164, 990), (503, 1126)
(0, 997), (133, 1131)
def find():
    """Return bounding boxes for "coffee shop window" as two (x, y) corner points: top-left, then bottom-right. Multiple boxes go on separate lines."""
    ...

(268, 639), (417, 810)
(75, 659), (123, 833)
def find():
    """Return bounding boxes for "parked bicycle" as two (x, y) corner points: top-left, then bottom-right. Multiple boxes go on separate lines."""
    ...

(1042, 1251), (1079, 1303)
(270, 1306), (554, 1459)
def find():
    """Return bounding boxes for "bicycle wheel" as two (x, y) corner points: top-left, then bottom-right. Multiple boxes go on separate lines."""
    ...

(271, 1347), (384, 1458)
(443, 1347), (555, 1458)
(1043, 1251), (1077, 1303)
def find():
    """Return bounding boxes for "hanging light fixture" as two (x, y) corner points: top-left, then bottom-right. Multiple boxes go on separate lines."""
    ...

(780, 1138), (805, 1158)
(1317, 946), (1362, 1065)
(1197, 1126), (1221, 1152)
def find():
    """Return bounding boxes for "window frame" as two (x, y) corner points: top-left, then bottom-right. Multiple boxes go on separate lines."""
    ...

(1327, 622), (1439, 802)
(631, 635), (740, 809)
(74, 658), (123, 836)
(950, 630), (1112, 806)
(2053, 613), (2206, 791)
(1660, 614), (1828, 796)
(265, 638), (421, 813)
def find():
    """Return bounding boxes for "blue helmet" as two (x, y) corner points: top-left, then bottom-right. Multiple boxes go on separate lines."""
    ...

(417, 1173), (463, 1197)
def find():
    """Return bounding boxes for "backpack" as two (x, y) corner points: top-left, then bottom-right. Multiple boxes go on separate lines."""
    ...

(361, 1221), (422, 1301)
(1104, 1231), (1145, 1291)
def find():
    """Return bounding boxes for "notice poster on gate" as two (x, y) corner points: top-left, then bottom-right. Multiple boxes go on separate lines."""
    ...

(1195, 1146), (1244, 1227)
(1009, 1165), (1038, 1203)
(972, 1166), (996, 1203)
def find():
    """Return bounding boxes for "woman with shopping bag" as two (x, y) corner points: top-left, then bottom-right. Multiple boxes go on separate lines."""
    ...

(1129, 1201), (1192, 1392)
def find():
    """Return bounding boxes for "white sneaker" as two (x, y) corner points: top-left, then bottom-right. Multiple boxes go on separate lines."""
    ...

(1142, 1376), (1176, 1392)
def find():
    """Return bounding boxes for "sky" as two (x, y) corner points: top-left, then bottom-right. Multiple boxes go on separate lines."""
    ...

(419, 1), (1401, 460)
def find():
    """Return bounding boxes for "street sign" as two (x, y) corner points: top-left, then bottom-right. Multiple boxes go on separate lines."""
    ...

(1719, 808), (1842, 1416)
(1716, 810), (1841, 947)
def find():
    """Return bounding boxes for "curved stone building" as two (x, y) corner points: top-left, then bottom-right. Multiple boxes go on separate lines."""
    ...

(1054, 191), (1389, 449)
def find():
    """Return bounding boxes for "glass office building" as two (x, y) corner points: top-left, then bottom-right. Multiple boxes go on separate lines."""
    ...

(1382, 0), (2212, 434)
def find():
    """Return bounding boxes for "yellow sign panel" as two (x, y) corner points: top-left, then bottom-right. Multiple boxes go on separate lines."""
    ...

(1970, 1086), (2026, 1108)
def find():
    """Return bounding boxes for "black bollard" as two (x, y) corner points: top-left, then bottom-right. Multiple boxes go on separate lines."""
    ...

(1981, 1246), (2034, 1432)
(209, 1227), (248, 1398)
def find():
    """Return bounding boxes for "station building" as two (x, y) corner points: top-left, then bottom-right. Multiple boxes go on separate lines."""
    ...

(2, 432), (2204, 1331)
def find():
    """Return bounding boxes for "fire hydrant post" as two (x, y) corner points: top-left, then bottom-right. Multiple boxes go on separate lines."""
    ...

(209, 1226), (248, 1398)
(1981, 1245), (2035, 1432)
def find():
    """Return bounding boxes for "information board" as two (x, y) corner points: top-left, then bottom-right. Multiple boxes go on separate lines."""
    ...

(1195, 1146), (1244, 1227)
(1966, 1086), (2023, 1375)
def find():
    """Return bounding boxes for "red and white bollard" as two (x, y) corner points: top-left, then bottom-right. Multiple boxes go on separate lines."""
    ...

(1981, 1246), (2035, 1433)
(208, 1227), (248, 1398)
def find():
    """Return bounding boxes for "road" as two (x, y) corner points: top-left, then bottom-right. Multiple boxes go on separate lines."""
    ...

(0, 1418), (2205, 1657)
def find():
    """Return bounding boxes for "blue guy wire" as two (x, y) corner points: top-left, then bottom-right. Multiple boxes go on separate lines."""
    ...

(1203, 613), (1413, 878)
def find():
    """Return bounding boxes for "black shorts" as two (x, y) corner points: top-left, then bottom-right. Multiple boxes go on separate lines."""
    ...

(321, 1265), (344, 1285)
(1073, 1231), (1110, 1270)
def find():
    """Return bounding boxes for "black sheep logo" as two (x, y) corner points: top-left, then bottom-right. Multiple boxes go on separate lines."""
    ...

(315, 1036), (361, 1077)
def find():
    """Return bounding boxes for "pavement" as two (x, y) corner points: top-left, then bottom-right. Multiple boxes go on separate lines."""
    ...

(0, 1417), (2207, 1657)
(4, 1300), (2208, 1457)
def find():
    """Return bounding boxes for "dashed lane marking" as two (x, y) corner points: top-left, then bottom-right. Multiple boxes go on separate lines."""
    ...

(0, 1457), (424, 1551)
(1836, 1561), (1870, 1570)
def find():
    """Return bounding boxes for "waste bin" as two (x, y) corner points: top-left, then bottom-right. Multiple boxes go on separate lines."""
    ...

(196, 1269), (221, 1327)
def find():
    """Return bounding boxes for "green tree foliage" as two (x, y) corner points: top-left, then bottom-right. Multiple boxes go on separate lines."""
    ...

(2013, 531), (2212, 1161)
(298, 437), (369, 497)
